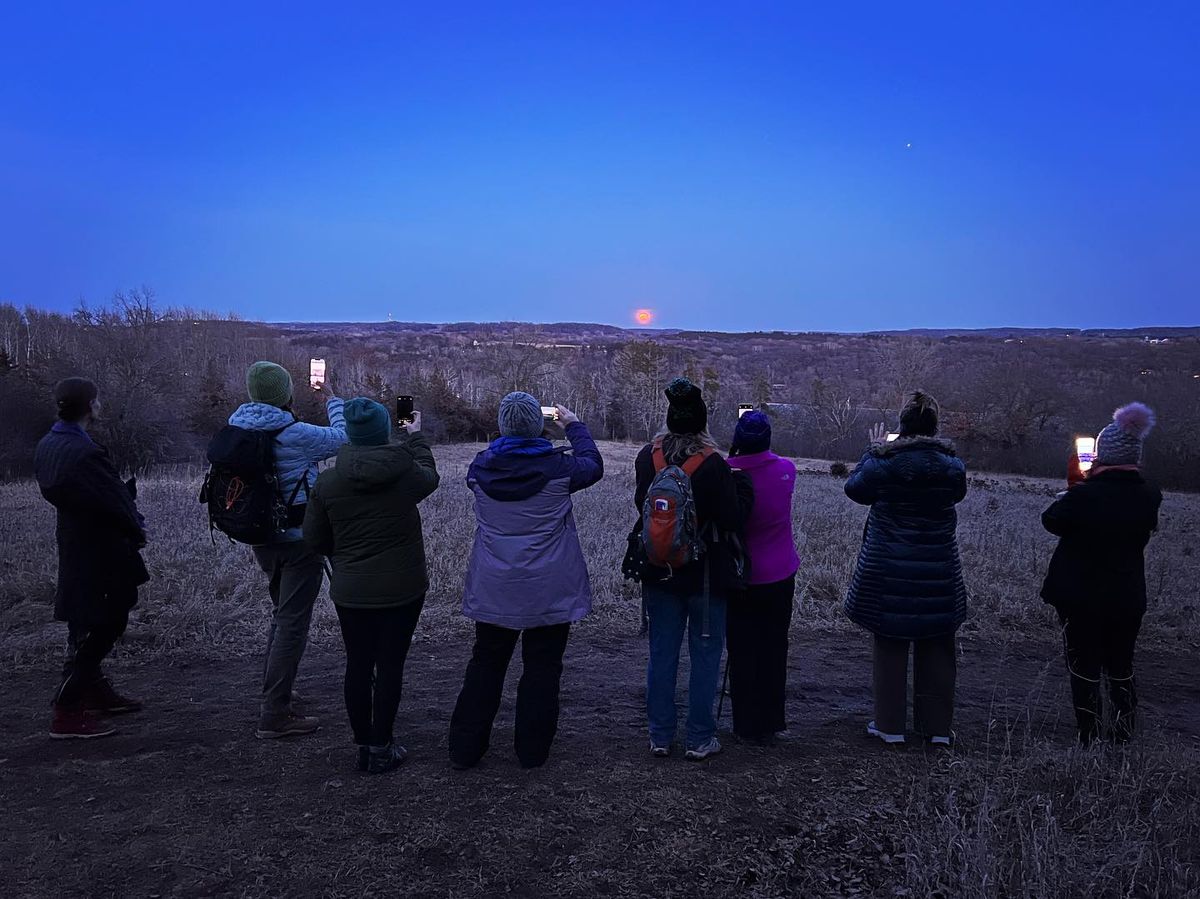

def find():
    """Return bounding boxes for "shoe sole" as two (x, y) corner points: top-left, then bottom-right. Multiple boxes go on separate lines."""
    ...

(255, 726), (320, 740)
(685, 750), (721, 761)
(50, 729), (117, 740)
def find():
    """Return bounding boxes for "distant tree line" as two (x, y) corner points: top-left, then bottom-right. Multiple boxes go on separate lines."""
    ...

(3, 293), (1198, 489)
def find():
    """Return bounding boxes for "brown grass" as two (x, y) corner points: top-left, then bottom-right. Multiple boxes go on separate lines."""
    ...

(2, 440), (1199, 897)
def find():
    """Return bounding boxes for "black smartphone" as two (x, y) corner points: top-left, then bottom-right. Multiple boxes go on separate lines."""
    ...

(396, 395), (414, 426)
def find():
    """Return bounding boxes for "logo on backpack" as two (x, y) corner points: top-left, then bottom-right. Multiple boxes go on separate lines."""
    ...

(640, 443), (713, 573)
(199, 421), (306, 544)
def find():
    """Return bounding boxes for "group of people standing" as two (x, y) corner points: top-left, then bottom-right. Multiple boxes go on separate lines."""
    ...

(33, 363), (1162, 768)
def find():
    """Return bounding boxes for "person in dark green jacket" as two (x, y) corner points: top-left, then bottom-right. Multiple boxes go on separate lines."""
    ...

(303, 397), (439, 774)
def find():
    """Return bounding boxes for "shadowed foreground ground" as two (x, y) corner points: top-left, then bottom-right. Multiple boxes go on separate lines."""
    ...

(2, 625), (1199, 898)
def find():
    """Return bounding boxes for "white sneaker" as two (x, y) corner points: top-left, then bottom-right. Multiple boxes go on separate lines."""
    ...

(649, 741), (671, 758)
(866, 721), (905, 744)
(685, 738), (722, 761)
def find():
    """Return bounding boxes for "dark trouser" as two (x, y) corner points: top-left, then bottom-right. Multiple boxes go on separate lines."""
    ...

(872, 633), (957, 738)
(55, 599), (133, 707)
(335, 598), (425, 747)
(253, 541), (325, 718)
(1058, 607), (1142, 745)
(727, 575), (795, 739)
(448, 621), (571, 769)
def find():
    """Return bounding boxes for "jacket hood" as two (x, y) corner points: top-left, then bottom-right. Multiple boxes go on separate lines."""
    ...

(470, 438), (560, 501)
(335, 443), (414, 490)
(870, 435), (957, 459)
(229, 402), (295, 430)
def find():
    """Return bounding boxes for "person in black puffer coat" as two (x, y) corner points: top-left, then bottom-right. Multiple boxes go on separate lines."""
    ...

(1040, 403), (1162, 746)
(844, 391), (967, 746)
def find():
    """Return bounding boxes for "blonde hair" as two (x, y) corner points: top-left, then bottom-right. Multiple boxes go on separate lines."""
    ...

(654, 428), (719, 466)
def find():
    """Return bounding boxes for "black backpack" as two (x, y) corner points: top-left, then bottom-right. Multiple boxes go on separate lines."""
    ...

(199, 421), (305, 544)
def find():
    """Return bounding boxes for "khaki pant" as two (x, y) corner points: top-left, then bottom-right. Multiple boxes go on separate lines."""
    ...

(253, 541), (325, 719)
(872, 634), (956, 738)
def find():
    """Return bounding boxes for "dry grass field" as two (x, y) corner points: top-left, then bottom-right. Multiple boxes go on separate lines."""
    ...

(2, 441), (1199, 898)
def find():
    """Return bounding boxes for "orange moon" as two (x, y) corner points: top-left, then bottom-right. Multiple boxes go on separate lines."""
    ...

(635, 308), (654, 326)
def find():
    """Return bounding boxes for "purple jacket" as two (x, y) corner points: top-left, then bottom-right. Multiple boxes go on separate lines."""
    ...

(462, 422), (604, 629)
(728, 450), (800, 585)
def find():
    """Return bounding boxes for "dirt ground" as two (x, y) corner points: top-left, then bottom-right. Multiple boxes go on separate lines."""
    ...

(2, 624), (1199, 899)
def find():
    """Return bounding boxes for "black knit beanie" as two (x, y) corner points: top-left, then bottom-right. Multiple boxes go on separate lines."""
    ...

(898, 390), (939, 437)
(665, 377), (708, 435)
(54, 377), (98, 422)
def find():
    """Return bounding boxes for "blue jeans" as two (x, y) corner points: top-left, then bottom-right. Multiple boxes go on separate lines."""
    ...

(644, 584), (728, 749)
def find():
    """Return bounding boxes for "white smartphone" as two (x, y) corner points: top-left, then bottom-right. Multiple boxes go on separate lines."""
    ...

(309, 358), (326, 390)
(738, 403), (754, 418)
(1076, 436), (1096, 472)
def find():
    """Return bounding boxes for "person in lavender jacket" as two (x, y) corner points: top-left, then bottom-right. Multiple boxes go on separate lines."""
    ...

(726, 411), (800, 745)
(448, 392), (603, 770)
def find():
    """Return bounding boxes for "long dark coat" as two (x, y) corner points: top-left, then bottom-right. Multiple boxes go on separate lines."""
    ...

(843, 436), (968, 640)
(1040, 468), (1161, 615)
(33, 422), (148, 626)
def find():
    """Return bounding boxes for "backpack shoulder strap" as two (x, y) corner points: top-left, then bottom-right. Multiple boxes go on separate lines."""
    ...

(680, 447), (714, 478)
(651, 441), (668, 473)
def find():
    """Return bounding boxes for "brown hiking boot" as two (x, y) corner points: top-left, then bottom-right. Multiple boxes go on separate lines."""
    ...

(82, 677), (143, 715)
(255, 712), (320, 740)
(50, 706), (118, 740)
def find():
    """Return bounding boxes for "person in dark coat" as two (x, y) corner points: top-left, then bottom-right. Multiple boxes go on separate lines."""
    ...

(448, 393), (603, 770)
(1041, 403), (1162, 746)
(303, 398), (440, 774)
(634, 378), (751, 761)
(33, 377), (149, 740)
(844, 391), (967, 746)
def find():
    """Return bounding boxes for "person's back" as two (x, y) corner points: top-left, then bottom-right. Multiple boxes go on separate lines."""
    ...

(844, 434), (968, 639)
(728, 448), (798, 586)
(1041, 469), (1161, 614)
(303, 398), (438, 773)
(450, 393), (603, 771)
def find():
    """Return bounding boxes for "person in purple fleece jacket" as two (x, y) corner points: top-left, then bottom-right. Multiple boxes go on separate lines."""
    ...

(448, 392), (603, 770)
(726, 411), (800, 745)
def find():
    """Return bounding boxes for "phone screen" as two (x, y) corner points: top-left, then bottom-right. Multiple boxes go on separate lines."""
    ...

(396, 395), (414, 425)
(738, 404), (754, 418)
(540, 406), (559, 421)
(1076, 436), (1096, 471)
(886, 432), (900, 442)
(309, 358), (326, 390)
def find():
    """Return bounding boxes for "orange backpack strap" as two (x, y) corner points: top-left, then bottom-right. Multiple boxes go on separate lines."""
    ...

(680, 447), (714, 478)
(651, 441), (668, 473)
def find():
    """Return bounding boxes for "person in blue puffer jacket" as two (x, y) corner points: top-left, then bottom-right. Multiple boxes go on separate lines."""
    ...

(229, 361), (348, 739)
(844, 391), (967, 747)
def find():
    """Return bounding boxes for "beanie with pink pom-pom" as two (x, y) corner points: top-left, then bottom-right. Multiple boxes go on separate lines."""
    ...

(1095, 402), (1156, 467)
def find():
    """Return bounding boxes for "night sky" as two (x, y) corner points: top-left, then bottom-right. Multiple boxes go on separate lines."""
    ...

(2, 2), (1197, 330)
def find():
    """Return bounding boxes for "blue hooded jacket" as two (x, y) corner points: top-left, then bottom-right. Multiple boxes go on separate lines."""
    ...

(228, 398), (348, 543)
(463, 422), (603, 628)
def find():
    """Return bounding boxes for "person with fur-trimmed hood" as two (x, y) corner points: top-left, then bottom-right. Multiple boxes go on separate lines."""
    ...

(1041, 403), (1162, 746)
(844, 391), (968, 747)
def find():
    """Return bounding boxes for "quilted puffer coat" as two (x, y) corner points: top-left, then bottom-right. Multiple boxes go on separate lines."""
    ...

(843, 436), (968, 640)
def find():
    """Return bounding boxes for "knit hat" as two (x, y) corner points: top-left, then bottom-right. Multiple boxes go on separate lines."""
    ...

(899, 390), (939, 437)
(246, 361), (293, 408)
(344, 397), (392, 446)
(732, 410), (772, 455)
(1096, 402), (1155, 467)
(54, 376), (98, 421)
(665, 378), (708, 435)
(498, 391), (545, 438)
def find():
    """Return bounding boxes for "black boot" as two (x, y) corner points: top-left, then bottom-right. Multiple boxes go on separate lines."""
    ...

(367, 743), (408, 774)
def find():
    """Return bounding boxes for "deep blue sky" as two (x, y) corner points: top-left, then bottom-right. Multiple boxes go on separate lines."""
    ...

(2, 3), (1197, 331)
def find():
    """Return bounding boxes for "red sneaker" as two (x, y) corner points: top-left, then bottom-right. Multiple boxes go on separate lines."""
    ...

(50, 706), (118, 740)
(82, 677), (143, 715)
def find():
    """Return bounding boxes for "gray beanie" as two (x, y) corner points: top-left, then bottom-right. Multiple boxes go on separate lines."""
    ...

(498, 391), (545, 438)
(1095, 402), (1155, 467)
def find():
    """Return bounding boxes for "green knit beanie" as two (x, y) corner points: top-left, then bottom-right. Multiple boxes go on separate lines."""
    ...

(344, 397), (392, 446)
(246, 361), (293, 407)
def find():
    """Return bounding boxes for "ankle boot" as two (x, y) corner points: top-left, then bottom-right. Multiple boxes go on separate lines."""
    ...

(367, 743), (408, 774)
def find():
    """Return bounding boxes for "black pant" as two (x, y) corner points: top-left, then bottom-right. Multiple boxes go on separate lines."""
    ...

(726, 575), (795, 739)
(55, 604), (132, 707)
(872, 633), (957, 738)
(448, 621), (571, 769)
(1058, 607), (1142, 745)
(335, 598), (425, 747)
